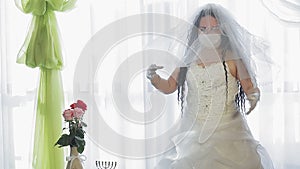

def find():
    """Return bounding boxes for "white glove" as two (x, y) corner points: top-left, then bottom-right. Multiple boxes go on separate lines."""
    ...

(146, 64), (164, 80)
(246, 90), (260, 115)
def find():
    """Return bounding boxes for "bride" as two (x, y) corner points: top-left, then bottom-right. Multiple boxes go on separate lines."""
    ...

(147, 3), (274, 169)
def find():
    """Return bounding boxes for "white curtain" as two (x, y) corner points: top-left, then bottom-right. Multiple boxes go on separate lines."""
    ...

(1, 0), (300, 169)
(1, 0), (37, 168)
(0, 1), (16, 165)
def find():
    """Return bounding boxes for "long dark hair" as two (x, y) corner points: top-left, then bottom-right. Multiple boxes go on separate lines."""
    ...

(177, 8), (246, 116)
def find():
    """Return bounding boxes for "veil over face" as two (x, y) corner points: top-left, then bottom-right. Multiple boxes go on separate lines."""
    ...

(147, 3), (274, 87)
(184, 4), (272, 82)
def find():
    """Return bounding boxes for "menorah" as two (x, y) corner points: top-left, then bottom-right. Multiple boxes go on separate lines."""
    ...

(95, 161), (117, 169)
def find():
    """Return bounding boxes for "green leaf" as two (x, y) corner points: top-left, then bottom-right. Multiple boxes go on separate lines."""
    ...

(69, 131), (76, 138)
(75, 129), (84, 138)
(74, 139), (85, 153)
(77, 145), (84, 153)
(75, 136), (84, 141)
(77, 140), (86, 153)
(81, 122), (87, 127)
(54, 134), (71, 147)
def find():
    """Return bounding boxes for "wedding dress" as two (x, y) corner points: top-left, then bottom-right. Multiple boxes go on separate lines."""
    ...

(154, 62), (274, 169)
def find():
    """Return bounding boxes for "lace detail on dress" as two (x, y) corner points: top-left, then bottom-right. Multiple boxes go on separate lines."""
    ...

(185, 62), (239, 122)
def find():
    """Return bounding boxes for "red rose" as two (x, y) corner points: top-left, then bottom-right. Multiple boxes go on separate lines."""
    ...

(70, 100), (87, 111)
(76, 100), (87, 111)
(70, 103), (76, 109)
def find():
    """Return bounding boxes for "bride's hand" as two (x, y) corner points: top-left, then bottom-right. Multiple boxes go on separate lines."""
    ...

(246, 88), (260, 115)
(146, 64), (164, 80)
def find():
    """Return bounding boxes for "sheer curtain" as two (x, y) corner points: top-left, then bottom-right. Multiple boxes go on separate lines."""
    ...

(1, 0), (37, 168)
(1, 0), (300, 169)
(0, 1), (15, 168)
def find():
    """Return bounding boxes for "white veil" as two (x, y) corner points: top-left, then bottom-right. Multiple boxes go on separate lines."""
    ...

(148, 3), (274, 86)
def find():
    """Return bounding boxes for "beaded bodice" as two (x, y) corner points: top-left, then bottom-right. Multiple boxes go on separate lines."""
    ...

(185, 62), (239, 121)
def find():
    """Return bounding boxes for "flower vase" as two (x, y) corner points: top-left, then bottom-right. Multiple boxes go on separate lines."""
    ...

(66, 147), (84, 169)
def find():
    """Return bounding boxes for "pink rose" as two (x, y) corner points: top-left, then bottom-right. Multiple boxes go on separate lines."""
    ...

(63, 109), (74, 121)
(76, 100), (87, 111)
(73, 107), (84, 119)
(70, 100), (87, 111)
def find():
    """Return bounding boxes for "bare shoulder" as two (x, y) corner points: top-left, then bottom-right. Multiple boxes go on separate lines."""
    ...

(225, 60), (237, 78)
(223, 50), (238, 78)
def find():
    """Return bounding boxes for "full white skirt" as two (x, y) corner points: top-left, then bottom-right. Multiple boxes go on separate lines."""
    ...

(154, 113), (274, 169)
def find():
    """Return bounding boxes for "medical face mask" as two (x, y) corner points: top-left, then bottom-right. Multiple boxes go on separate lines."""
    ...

(198, 34), (221, 49)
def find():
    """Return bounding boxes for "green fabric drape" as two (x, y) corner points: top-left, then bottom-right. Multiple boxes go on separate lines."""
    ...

(16, 10), (64, 69)
(15, 0), (77, 168)
(33, 69), (65, 169)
